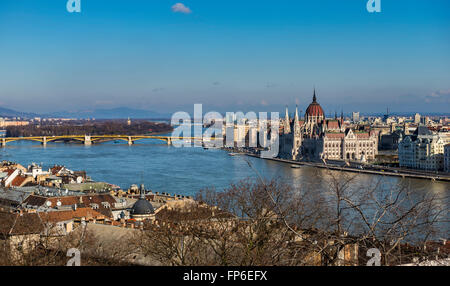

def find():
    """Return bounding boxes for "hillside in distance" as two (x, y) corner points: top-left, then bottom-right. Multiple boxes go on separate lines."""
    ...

(0, 106), (171, 120)
(47, 107), (171, 119)
(0, 106), (39, 118)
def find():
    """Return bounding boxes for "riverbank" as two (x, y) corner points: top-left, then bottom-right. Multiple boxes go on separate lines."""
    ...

(5, 120), (173, 138)
(247, 154), (450, 183)
(2, 142), (447, 196)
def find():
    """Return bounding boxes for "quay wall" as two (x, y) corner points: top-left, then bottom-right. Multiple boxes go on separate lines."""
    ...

(247, 154), (450, 183)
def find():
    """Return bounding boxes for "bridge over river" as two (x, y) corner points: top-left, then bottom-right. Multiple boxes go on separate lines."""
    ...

(1, 135), (215, 146)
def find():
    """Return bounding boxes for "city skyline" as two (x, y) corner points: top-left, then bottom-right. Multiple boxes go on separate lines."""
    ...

(0, 0), (449, 270)
(0, 0), (449, 114)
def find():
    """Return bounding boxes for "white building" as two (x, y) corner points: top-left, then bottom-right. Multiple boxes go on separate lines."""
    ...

(398, 126), (445, 171)
(25, 163), (50, 179)
(352, 112), (360, 123)
(414, 113), (421, 124)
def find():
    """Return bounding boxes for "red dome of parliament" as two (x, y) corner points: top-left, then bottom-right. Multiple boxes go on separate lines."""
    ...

(305, 90), (324, 117)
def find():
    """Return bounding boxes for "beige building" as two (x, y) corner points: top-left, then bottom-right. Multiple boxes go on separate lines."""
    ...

(0, 119), (29, 128)
(322, 129), (378, 161)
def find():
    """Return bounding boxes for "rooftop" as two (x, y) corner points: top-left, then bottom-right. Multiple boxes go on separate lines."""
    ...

(0, 212), (44, 236)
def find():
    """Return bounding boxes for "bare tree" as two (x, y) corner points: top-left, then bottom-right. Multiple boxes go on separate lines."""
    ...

(315, 170), (448, 265)
(132, 170), (448, 266)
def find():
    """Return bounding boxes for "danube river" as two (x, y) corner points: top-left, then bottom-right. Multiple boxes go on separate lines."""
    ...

(1, 138), (449, 198)
(2, 137), (448, 241)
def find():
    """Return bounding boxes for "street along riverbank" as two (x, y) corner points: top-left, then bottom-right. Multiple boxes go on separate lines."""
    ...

(246, 154), (450, 183)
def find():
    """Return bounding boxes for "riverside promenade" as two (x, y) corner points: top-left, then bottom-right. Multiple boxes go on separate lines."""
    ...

(247, 154), (450, 183)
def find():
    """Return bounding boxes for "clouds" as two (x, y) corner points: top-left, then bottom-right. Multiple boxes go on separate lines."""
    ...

(430, 89), (450, 98)
(425, 89), (450, 103)
(171, 3), (192, 14)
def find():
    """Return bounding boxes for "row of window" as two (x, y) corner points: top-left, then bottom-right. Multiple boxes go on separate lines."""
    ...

(324, 141), (374, 148)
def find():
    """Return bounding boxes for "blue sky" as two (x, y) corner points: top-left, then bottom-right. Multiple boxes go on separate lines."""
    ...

(0, 0), (449, 115)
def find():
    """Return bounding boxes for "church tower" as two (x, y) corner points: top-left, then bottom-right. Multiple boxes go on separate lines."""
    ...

(294, 105), (300, 136)
(292, 105), (302, 160)
(284, 106), (291, 134)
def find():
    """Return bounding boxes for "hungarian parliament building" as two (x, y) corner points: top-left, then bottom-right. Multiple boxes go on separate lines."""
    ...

(279, 90), (378, 162)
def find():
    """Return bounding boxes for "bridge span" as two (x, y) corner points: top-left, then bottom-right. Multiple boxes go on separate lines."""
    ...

(1, 135), (213, 147)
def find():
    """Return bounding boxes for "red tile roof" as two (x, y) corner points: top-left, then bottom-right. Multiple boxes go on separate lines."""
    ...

(23, 195), (48, 206)
(10, 175), (28, 187)
(39, 207), (104, 223)
(325, 133), (345, 139)
(305, 101), (324, 117)
(50, 166), (64, 175)
(4, 169), (16, 177)
(327, 120), (340, 130)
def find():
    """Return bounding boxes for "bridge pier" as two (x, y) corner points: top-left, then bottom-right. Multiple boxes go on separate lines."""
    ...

(1, 138), (5, 147)
(41, 137), (47, 147)
(84, 135), (92, 146)
(167, 137), (172, 146)
(128, 136), (133, 145)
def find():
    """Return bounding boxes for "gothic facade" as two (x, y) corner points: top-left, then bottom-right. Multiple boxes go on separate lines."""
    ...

(279, 90), (378, 162)
(279, 106), (303, 160)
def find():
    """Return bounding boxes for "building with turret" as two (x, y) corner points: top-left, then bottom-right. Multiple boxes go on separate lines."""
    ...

(130, 184), (155, 221)
(279, 89), (378, 162)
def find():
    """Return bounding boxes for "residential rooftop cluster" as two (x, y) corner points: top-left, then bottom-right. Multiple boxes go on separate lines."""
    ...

(0, 160), (205, 261)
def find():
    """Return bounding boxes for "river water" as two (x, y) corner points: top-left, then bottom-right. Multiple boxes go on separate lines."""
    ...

(1, 138), (448, 196)
(2, 135), (448, 241)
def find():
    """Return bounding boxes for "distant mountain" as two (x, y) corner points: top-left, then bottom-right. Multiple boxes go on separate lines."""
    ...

(0, 106), (39, 118)
(0, 106), (171, 119)
(46, 107), (171, 119)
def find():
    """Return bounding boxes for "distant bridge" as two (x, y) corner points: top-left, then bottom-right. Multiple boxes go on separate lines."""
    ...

(1, 135), (217, 147)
